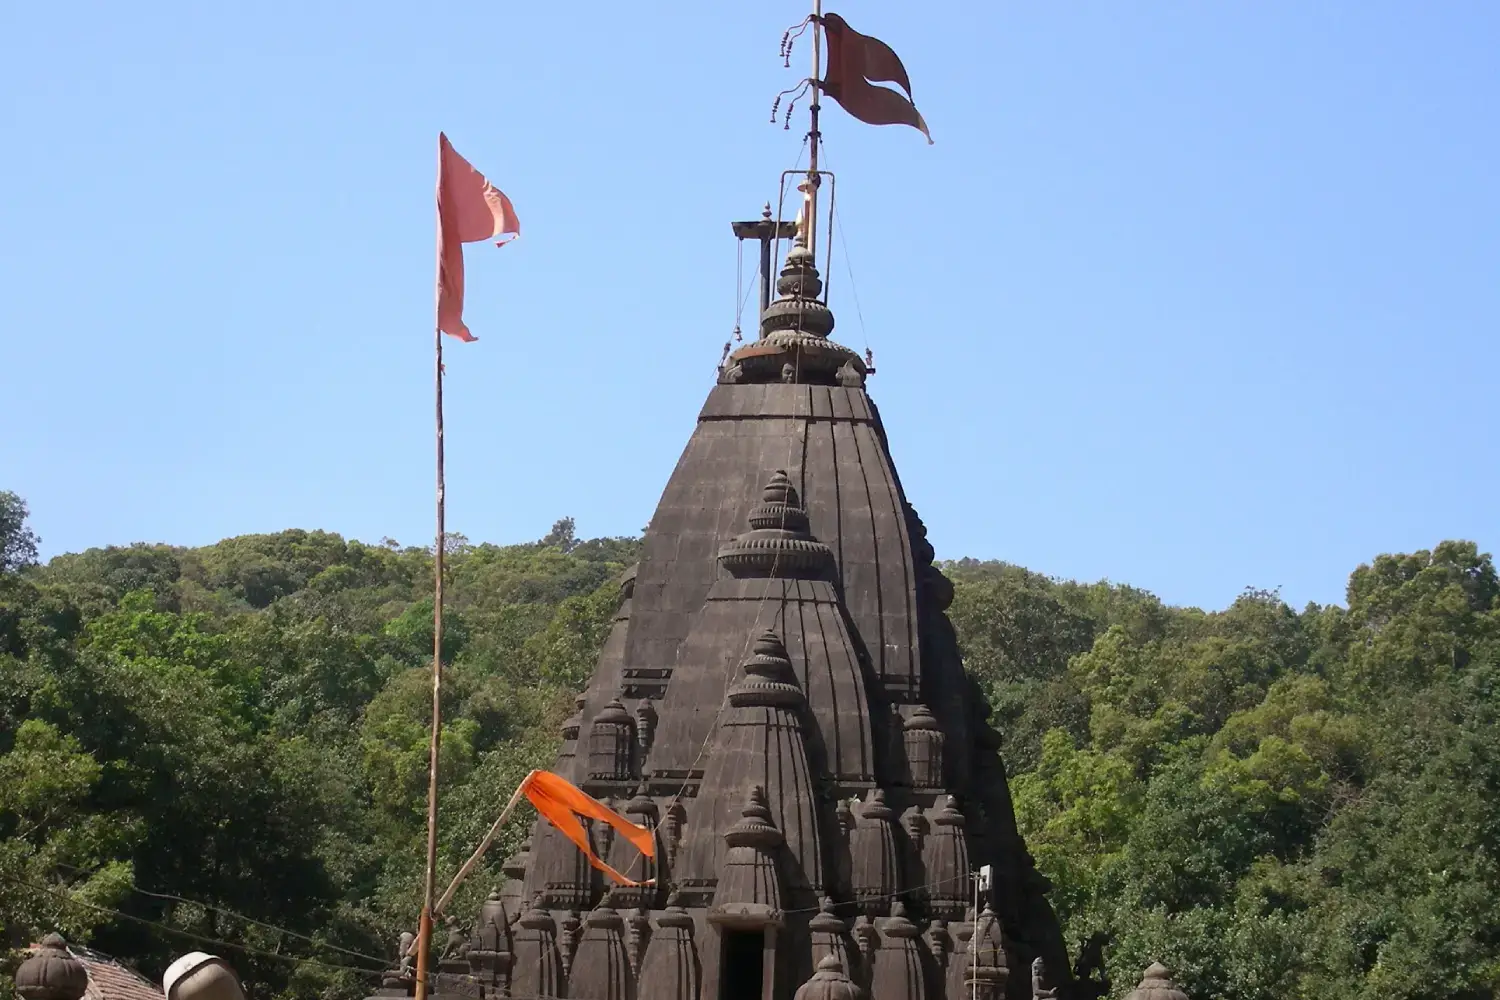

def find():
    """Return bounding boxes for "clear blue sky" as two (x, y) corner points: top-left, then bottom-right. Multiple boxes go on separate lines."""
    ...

(2, 2), (1495, 612)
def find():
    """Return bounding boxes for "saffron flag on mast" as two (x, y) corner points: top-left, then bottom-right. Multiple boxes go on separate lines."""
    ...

(436, 132), (520, 342)
(520, 769), (657, 886)
(819, 13), (933, 144)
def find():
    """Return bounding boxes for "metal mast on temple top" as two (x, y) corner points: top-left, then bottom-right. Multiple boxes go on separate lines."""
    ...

(732, 0), (930, 333)
(804, 0), (825, 260)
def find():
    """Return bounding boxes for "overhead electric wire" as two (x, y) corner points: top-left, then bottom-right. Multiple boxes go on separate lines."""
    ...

(49, 862), (391, 970)
(0, 873), (386, 977)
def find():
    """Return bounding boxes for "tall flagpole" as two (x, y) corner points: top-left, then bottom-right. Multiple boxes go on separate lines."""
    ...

(806, 0), (823, 257)
(415, 139), (448, 1000)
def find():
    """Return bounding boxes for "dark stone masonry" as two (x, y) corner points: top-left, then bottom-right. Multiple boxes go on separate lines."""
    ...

(447, 236), (1089, 1000)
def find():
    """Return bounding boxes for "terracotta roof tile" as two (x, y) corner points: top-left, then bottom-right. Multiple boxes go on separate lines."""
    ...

(73, 951), (165, 1000)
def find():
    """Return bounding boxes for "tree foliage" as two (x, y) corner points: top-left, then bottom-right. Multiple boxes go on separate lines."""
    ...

(2, 490), (1496, 1000)
(0, 499), (634, 999)
(946, 543), (1500, 1000)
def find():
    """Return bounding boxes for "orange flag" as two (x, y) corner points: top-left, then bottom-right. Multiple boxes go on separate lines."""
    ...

(520, 770), (656, 886)
(436, 133), (520, 343)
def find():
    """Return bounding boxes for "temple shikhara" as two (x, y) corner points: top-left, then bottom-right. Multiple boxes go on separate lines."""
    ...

(425, 221), (1088, 998)
(400, 7), (1149, 1000)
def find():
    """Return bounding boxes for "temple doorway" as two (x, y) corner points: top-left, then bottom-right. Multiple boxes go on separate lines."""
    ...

(721, 930), (765, 1000)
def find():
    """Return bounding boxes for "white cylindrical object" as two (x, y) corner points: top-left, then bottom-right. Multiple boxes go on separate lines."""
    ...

(162, 954), (245, 1000)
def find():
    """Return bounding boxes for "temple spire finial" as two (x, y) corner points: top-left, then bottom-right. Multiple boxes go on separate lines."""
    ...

(805, 0), (824, 258)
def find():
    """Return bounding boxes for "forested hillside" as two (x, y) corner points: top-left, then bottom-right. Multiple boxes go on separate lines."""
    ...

(2, 489), (1497, 1000)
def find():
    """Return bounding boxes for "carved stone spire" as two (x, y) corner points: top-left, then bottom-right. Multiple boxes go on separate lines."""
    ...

(626, 907), (652, 980)
(709, 785), (785, 927)
(901, 805), (929, 902)
(851, 915), (878, 993)
(635, 699), (658, 756)
(1125, 963), (1190, 1000)
(728, 629), (808, 708)
(557, 694), (586, 776)
(663, 800), (686, 867)
(723, 233), (866, 385)
(922, 796), (971, 921)
(588, 695), (636, 781)
(946, 908), (976, 1000)
(466, 889), (514, 989)
(849, 789), (901, 916)
(608, 792), (660, 908)
(568, 898), (634, 1000)
(684, 628), (826, 906)
(903, 704), (946, 789)
(793, 954), (867, 1000)
(809, 896), (858, 987)
(835, 798), (857, 896)
(717, 472), (835, 579)
(510, 898), (563, 999)
(499, 836), (532, 918)
(479, 157), (1079, 998)
(559, 909), (583, 980)
(635, 893), (700, 1000)
(968, 905), (1009, 1000)
(870, 901), (926, 999)
(529, 802), (594, 909)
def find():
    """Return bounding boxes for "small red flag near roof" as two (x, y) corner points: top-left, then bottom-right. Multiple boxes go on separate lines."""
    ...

(436, 133), (519, 343)
(522, 769), (656, 886)
(820, 13), (932, 144)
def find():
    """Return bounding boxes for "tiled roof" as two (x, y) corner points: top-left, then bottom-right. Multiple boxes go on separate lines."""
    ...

(73, 949), (165, 1000)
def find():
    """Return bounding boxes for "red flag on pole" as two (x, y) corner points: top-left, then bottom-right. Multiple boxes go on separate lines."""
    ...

(436, 133), (520, 342)
(820, 13), (933, 144)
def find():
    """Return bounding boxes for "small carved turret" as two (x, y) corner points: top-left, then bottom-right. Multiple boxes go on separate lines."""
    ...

(635, 893), (701, 1000)
(729, 629), (808, 709)
(793, 955), (867, 1000)
(607, 792), (660, 908)
(635, 699), (658, 756)
(903, 704), (946, 789)
(709, 785), (785, 927)
(967, 905), (1009, 1000)
(1125, 963), (1190, 1000)
(809, 896), (858, 986)
(663, 800), (687, 867)
(16, 934), (87, 1000)
(869, 901), (925, 999)
(626, 907), (652, 979)
(466, 890), (514, 988)
(510, 898), (563, 999)
(887, 705), (911, 787)
(498, 836), (531, 919)
(555, 695), (586, 777)
(851, 915), (878, 993)
(717, 472), (834, 579)
(945, 908), (976, 1000)
(922, 796), (971, 921)
(849, 789), (901, 916)
(589, 695), (636, 781)
(594, 796), (620, 865)
(835, 798), (856, 896)
(568, 898), (634, 1000)
(901, 805), (928, 905)
(559, 910), (583, 980)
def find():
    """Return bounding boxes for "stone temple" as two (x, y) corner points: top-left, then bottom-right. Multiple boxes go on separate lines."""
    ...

(451, 230), (1083, 1000)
